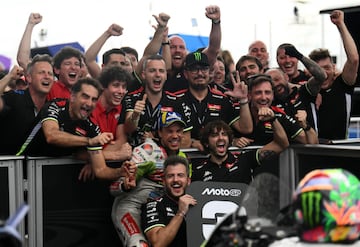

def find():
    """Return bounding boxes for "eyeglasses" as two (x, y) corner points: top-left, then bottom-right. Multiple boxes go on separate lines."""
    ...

(186, 66), (210, 74)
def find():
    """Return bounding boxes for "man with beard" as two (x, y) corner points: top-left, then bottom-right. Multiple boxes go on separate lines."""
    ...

(18, 78), (135, 181)
(192, 119), (288, 183)
(233, 74), (318, 149)
(111, 111), (189, 247)
(141, 155), (196, 247)
(266, 45), (326, 129)
(173, 52), (253, 151)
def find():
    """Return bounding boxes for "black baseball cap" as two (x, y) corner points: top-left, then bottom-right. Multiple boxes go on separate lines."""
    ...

(184, 52), (209, 68)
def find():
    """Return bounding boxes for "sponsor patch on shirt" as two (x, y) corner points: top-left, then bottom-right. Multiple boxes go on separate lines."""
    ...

(208, 103), (221, 111)
(75, 127), (87, 136)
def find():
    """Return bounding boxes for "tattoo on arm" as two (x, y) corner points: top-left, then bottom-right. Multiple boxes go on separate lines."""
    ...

(258, 150), (277, 162)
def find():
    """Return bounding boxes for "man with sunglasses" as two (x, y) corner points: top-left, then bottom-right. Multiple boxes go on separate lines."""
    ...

(173, 52), (253, 151)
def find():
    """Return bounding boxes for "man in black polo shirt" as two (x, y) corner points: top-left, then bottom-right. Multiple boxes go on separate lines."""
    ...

(141, 156), (196, 247)
(173, 51), (253, 151)
(20, 78), (134, 181)
(192, 119), (288, 184)
(309, 10), (359, 141)
(237, 74), (318, 147)
(0, 55), (54, 155)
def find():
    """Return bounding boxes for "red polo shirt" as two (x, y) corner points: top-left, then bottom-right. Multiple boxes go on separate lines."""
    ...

(47, 80), (71, 100)
(90, 101), (123, 137)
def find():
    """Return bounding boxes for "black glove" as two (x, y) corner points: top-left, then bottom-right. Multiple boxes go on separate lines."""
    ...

(285, 45), (303, 60)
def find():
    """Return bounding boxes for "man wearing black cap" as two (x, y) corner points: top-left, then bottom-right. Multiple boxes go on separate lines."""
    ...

(173, 51), (253, 151)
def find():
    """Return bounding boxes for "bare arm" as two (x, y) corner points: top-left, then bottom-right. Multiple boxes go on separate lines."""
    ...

(295, 110), (318, 144)
(0, 65), (24, 97)
(88, 150), (131, 180)
(284, 45), (326, 95)
(259, 108), (289, 156)
(84, 24), (123, 78)
(103, 124), (132, 161)
(17, 13), (43, 69)
(225, 72), (253, 134)
(301, 56), (327, 95)
(136, 13), (170, 76)
(42, 120), (114, 147)
(146, 194), (196, 247)
(331, 10), (359, 85)
(202, 5), (221, 67)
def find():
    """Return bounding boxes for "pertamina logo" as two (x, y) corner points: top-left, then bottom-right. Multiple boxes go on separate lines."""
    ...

(202, 187), (241, 197)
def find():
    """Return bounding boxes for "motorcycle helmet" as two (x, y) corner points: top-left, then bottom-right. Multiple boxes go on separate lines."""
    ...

(293, 168), (360, 243)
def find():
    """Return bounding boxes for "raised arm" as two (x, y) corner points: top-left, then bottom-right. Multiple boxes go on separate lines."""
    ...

(225, 71), (253, 134)
(17, 13), (42, 69)
(284, 45), (326, 95)
(84, 24), (123, 78)
(331, 10), (359, 85)
(0, 65), (24, 96)
(202, 5), (221, 67)
(135, 13), (171, 76)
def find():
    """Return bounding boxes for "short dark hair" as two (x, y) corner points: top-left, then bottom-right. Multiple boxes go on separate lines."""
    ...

(163, 156), (190, 177)
(71, 77), (103, 96)
(98, 66), (133, 88)
(102, 48), (126, 65)
(200, 120), (233, 153)
(52, 46), (82, 70)
(142, 54), (165, 71)
(27, 54), (53, 74)
(120, 46), (139, 61)
(308, 48), (332, 63)
(235, 55), (263, 72)
(247, 74), (273, 91)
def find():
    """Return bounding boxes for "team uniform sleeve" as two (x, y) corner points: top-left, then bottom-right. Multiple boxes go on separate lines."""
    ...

(224, 97), (241, 127)
(40, 100), (61, 123)
(141, 200), (166, 233)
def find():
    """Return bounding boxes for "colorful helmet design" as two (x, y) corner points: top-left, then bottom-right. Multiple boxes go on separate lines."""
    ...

(293, 168), (360, 243)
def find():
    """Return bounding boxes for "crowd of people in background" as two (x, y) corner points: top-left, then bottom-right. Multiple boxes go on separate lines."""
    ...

(0, 5), (359, 247)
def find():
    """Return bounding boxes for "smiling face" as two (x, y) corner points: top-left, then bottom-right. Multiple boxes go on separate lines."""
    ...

(54, 57), (81, 88)
(249, 80), (274, 111)
(237, 59), (261, 81)
(266, 68), (289, 100)
(27, 61), (54, 95)
(163, 163), (190, 199)
(248, 41), (269, 69)
(158, 123), (184, 154)
(142, 58), (167, 94)
(102, 80), (127, 107)
(212, 59), (226, 85)
(169, 36), (187, 70)
(184, 64), (210, 91)
(70, 84), (99, 120)
(207, 127), (230, 159)
(276, 48), (299, 80)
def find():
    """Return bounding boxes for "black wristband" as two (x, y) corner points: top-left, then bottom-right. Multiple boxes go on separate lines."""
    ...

(162, 41), (170, 46)
(303, 125), (311, 131)
(212, 19), (221, 24)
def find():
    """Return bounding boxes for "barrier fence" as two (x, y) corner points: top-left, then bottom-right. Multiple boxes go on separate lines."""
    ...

(2, 143), (360, 247)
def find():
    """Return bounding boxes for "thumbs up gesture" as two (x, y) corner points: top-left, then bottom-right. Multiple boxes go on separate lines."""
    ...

(132, 94), (147, 121)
